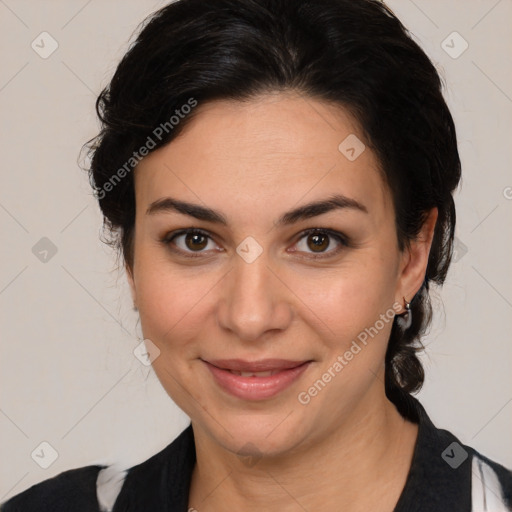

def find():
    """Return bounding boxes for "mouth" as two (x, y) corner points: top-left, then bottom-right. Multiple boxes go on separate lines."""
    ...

(202, 358), (312, 400)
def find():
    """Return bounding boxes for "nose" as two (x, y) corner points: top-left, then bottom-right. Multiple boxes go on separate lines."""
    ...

(216, 253), (293, 342)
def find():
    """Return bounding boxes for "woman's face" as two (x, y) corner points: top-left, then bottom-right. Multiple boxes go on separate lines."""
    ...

(128, 92), (431, 458)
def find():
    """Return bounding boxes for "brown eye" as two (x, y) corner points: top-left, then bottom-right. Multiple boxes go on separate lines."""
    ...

(307, 232), (330, 252)
(163, 229), (217, 256)
(293, 228), (348, 258)
(184, 232), (208, 251)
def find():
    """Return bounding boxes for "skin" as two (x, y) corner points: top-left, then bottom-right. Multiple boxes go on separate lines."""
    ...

(127, 91), (438, 511)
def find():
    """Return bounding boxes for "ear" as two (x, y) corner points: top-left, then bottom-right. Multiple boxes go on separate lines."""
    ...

(125, 263), (137, 309)
(396, 207), (438, 307)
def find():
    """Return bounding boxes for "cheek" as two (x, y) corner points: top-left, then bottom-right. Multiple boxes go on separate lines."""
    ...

(294, 270), (398, 411)
(288, 256), (397, 339)
(133, 260), (214, 414)
(133, 248), (210, 350)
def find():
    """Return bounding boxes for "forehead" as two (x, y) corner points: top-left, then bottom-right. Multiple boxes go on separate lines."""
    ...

(134, 92), (392, 227)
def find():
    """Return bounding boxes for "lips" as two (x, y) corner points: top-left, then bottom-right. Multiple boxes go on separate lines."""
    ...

(203, 358), (311, 400)
(207, 358), (306, 372)
(229, 370), (276, 377)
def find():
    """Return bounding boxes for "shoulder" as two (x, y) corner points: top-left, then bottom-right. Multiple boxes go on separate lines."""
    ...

(0, 426), (195, 512)
(0, 465), (105, 512)
(394, 394), (512, 511)
(110, 425), (196, 511)
(468, 448), (512, 510)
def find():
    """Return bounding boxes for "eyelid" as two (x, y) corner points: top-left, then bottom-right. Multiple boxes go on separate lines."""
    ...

(161, 227), (349, 259)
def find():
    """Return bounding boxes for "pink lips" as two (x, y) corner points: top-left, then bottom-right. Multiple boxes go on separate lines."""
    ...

(203, 358), (311, 400)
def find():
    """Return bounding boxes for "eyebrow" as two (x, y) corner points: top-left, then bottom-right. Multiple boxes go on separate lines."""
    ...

(146, 193), (368, 226)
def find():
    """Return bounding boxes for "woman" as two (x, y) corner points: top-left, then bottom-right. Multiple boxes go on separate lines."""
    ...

(2, 0), (511, 511)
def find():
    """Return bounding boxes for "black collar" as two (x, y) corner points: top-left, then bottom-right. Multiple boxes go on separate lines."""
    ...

(113, 395), (474, 512)
(393, 394), (472, 511)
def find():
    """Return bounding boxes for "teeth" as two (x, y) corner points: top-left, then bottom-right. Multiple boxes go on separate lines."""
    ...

(230, 370), (274, 377)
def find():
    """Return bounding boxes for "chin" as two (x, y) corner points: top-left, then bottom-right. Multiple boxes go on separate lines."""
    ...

(196, 405), (312, 459)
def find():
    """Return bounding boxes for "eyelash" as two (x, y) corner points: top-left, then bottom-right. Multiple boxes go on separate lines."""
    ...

(161, 227), (350, 260)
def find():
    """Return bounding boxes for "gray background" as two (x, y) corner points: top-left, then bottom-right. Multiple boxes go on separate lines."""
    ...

(1, 0), (511, 501)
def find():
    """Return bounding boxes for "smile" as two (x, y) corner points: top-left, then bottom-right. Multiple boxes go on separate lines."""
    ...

(202, 359), (312, 401)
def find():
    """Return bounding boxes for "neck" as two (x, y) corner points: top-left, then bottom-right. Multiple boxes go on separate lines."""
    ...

(188, 387), (418, 512)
